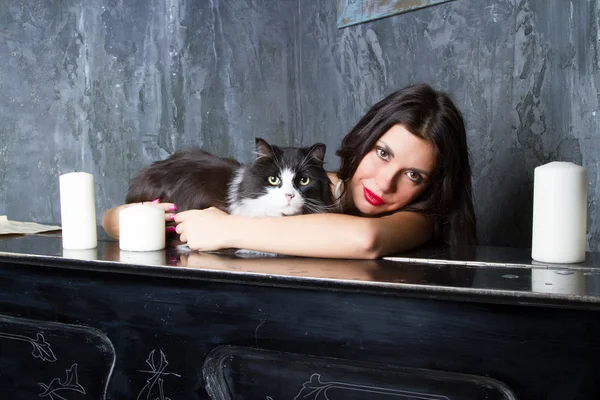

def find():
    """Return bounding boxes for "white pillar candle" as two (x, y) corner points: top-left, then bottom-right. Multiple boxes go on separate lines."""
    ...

(119, 204), (165, 251)
(531, 161), (588, 263)
(59, 172), (98, 250)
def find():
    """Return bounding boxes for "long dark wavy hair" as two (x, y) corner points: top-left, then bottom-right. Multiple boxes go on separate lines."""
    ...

(336, 84), (477, 246)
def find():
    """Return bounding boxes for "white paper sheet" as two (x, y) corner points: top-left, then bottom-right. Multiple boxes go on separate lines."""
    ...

(0, 216), (62, 235)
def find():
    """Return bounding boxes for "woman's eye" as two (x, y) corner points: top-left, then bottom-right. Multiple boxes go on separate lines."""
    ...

(376, 148), (389, 160)
(407, 171), (422, 183)
(268, 176), (281, 185)
(299, 176), (310, 186)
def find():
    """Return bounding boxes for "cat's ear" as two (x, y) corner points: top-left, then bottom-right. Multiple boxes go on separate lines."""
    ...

(305, 143), (326, 165)
(255, 138), (274, 160)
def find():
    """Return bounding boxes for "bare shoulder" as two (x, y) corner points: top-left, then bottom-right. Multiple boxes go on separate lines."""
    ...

(326, 171), (338, 185)
(326, 171), (340, 197)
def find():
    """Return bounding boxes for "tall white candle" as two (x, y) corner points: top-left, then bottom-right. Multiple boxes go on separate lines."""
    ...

(119, 204), (165, 251)
(59, 172), (98, 250)
(531, 162), (588, 263)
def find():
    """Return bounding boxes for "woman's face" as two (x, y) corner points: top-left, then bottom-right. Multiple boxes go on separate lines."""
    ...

(349, 124), (436, 216)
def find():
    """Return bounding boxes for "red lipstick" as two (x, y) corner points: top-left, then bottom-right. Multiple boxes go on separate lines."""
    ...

(363, 187), (384, 206)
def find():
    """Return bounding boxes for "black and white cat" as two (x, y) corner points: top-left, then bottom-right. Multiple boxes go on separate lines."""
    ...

(126, 137), (334, 220)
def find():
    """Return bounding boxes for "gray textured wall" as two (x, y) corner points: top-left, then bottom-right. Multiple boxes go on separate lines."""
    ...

(1, 0), (599, 250)
(0, 0), (297, 221)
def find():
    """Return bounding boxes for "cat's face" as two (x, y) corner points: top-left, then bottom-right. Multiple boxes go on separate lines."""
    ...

(228, 139), (333, 217)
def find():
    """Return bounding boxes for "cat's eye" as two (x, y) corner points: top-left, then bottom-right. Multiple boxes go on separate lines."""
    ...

(299, 176), (310, 186)
(268, 176), (281, 185)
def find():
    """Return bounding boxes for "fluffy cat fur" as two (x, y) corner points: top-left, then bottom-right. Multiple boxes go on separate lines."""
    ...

(126, 138), (334, 219)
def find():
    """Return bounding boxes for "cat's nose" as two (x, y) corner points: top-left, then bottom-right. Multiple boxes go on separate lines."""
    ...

(285, 193), (295, 200)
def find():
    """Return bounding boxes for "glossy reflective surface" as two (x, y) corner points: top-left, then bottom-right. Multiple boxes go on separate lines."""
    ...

(2, 233), (600, 306)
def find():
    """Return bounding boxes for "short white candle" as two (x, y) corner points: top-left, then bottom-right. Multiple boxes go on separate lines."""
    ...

(531, 161), (588, 263)
(59, 172), (98, 250)
(119, 204), (165, 251)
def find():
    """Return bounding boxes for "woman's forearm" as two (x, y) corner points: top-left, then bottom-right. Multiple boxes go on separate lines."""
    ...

(176, 207), (432, 258)
(228, 213), (375, 258)
(224, 211), (431, 259)
(101, 205), (125, 239)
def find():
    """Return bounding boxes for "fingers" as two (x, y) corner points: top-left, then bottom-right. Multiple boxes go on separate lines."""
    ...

(140, 199), (176, 211)
(175, 221), (186, 242)
(157, 202), (177, 212)
(140, 199), (160, 206)
(165, 213), (176, 222)
(173, 209), (194, 223)
(138, 199), (177, 220)
(174, 207), (219, 223)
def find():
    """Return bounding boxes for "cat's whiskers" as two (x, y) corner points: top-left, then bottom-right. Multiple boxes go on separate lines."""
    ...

(302, 204), (329, 214)
(302, 198), (338, 214)
(304, 202), (336, 212)
(332, 197), (344, 212)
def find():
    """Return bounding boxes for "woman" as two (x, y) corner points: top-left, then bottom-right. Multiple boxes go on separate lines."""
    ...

(102, 84), (476, 259)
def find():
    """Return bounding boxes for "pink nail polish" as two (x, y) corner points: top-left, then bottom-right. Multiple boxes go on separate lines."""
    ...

(170, 214), (175, 221)
(166, 226), (177, 233)
(169, 205), (177, 211)
(152, 199), (160, 203)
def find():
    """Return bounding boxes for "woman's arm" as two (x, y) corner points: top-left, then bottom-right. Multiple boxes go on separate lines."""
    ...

(101, 201), (176, 239)
(174, 208), (433, 259)
(101, 205), (128, 239)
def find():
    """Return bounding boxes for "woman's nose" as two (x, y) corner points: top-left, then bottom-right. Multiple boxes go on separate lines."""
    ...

(377, 168), (397, 193)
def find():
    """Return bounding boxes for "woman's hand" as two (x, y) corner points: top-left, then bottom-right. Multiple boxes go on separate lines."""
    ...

(141, 199), (178, 223)
(101, 199), (177, 239)
(174, 207), (232, 251)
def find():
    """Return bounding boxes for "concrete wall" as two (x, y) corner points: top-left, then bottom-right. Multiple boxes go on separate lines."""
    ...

(1, 0), (598, 249)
